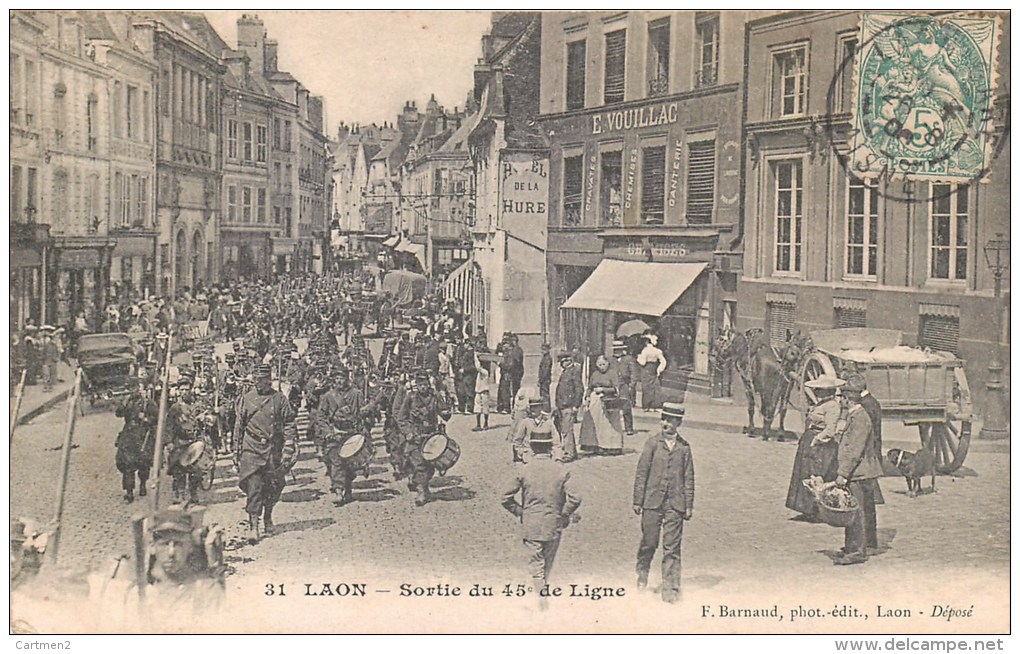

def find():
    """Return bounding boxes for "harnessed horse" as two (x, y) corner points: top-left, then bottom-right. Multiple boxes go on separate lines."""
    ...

(720, 328), (813, 441)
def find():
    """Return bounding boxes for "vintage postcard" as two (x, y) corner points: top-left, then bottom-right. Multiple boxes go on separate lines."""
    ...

(8, 8), (1012, 642)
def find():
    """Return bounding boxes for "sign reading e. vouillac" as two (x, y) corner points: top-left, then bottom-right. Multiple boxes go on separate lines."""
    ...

(592, 102), (679, 135)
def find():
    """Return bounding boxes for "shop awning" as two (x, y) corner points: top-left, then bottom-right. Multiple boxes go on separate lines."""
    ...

(561, 260), (707, 316)
(397, 242), (426, 269)
(382, 234), (401, 248)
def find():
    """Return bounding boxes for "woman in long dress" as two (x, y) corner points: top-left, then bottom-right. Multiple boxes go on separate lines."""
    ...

(786, 376), (844, 517)
(637, 333), (666, 410)
(578, 355), (624, 455)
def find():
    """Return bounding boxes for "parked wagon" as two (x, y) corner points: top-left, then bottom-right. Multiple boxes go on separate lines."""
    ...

(798, 328), (973, 473)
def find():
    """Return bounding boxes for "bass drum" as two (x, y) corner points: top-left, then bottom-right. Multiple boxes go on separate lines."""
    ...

(338, 433), (374, 475)
(422, 434), (460, 476)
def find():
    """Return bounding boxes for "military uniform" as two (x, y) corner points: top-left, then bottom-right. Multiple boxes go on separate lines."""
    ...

(114, 389), (158, 502)
(234, 367), (297, 538)
(166, 384), (206, 504)
(397, 375), (451, 505)
(317, 380), (366, 504)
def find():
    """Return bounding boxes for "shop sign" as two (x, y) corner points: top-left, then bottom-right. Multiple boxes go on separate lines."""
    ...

(624, 241), (689, 259)
(501, 154), (548, 217)
(668, 138), (683, 208)
(59, 249), (100, 269)
(584, 148), (597, 218)
(591, 102), (679, 135)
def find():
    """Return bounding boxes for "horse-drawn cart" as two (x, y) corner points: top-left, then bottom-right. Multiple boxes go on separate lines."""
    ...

(799, 328), (973, 473)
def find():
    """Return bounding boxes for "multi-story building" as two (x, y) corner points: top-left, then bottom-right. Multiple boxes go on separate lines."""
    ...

(10, 12), (51, 330)
(35, 11), (117, 328)
(297, 92), (328, 274)
(329, 122), (398, 257)
(740, 11), (1011, 408)
(139, 11), (226, 298)
(540, 11), (754, 393)
(448, 12), (548, 372)
(84, 11), (159, 302)
(369, 101), (421, 265)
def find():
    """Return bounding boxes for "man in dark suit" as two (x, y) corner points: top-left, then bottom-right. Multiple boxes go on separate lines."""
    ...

(833, 375), (883, 565)
(554, 352), (583, 462)
(633, 402), (695, 603)
(537, 343), (553, 406)
(846, 373), (882, 552)
(501, 429), (581, 610)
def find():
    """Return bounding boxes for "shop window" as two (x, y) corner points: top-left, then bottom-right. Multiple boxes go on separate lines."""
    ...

(686, 140), (715, 224)
(562, 154), (584, 227)
(696, 13), (719, 89)
(774, 160), (803, 274)
(640, 145), (666, 225)
(834, 307), (866, 328)
(773, 45), (807, 118)
(603, 29), (626, 105)
(929, 183), (968, 281)
(846, 177), (879, 277)
(566, 39), (587, 111)
(647, 18), (670, 97)
(766, 301), (796, 347)
(599, 150), (622, 227)
(919, 314), (960, 354)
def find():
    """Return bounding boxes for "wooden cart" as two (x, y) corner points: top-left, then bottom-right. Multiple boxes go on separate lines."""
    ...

(799, 328), (973, 473)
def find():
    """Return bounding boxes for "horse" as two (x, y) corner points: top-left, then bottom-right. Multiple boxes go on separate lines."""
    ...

(720, 328), (813, 441)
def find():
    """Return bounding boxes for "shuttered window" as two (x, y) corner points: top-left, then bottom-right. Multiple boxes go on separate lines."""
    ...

(562, 154), (584, 227)
(919, 315), (960, 354)
(640, 145), (666, 225)
(604, 29), (626, 105)
(686, 140), (715, 224)
(834, 307), (866, 328)
(647, 19), (670, 97)
(766, 301), (796, 346)
(566, 40), (587, 111)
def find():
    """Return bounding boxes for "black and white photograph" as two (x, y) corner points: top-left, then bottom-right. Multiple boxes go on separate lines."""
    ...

(7, 8), (1012, 641)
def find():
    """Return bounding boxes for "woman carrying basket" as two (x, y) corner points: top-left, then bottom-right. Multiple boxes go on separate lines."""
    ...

(785, 375), (844, 518)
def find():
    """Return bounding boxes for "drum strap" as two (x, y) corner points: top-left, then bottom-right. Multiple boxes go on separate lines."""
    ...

(241, 395), (278, 443)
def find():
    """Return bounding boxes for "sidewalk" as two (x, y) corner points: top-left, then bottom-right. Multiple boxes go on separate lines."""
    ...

(13, 362), (76, 425)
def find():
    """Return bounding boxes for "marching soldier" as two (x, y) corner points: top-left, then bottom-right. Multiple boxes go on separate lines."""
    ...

(317, 366), (366, 506)
(165, 374), (206, 505)
(234, 364), (297, 540)
(398, 369), (451, 506)
(114, 380), (158, 502)
(342, 332), (375, 393)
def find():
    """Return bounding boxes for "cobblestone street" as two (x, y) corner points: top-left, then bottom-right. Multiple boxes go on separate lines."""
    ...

(10, 363), (1010, 633)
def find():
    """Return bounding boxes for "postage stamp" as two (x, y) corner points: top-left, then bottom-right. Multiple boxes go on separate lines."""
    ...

(848, 13), (1001, 182)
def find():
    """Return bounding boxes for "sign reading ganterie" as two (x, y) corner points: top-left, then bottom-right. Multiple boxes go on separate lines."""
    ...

(592, 102), (679, 135)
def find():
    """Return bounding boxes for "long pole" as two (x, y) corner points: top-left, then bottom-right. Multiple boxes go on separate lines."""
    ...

(979, 271), (1009, 440)
(10, 369), (27, 443)
(149, 331), (174, 512)
(47, 368), (82, 565)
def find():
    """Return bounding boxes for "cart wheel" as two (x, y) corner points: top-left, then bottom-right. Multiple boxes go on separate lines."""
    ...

(796, 352), (837, 410)
(918, 419), (972, 474)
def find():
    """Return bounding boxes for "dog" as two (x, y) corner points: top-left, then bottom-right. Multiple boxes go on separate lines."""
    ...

(886, 447), (936, 497)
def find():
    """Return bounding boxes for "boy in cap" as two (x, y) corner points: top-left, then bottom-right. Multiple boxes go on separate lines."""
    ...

(501, 428), (581, 610)
(554, 351), (583, 462)
(633, 401), (695, 603)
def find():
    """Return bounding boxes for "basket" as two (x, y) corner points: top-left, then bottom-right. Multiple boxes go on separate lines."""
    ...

(816, 502), (859, 528)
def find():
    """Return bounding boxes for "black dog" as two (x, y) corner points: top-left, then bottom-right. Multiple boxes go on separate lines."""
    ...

(886, 447), (936, 497)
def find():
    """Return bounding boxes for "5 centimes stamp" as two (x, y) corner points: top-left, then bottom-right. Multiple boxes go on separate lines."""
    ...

(848, 12), (1002, 182)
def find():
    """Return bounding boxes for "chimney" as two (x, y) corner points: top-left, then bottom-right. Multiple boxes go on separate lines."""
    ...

(236, 14), (266, 73)
(264, 39), (279, 72)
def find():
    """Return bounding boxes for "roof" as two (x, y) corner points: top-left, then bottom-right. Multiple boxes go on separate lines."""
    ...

(561, 261), (707, 316)
(142, 11), (230, 55)
(76, 11), (119, 41)
(437, 111), (479, 154)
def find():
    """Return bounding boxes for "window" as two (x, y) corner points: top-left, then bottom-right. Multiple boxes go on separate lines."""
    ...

(143, 90), (151, 142)
(273, 119), (281, 149)
(257, 125), (268, 163)
(846, 177), (879, 277)
(919, 314), (960, 353)
(137, 177), (148, 227)
(274, 162), (282, 190)
(274, 206), (281, 225)
(773, 46), (807, 117)
(161, 67), (170, 116)
(834, 307), (866, 328)
(257, 188), (267, 223)
(227, 185), (238, 222)
(774, 161), (803, 273)
(284, 121), (293, 152)
(122, 257), (133, 284)
(647, 18), (670, 97)
(686, 140), (715, 224)
(114, 172), (125, 226)
(836, 35), (858, 113)
(599, 150), (622, 226)
(24, 60), (37, 125)
(11, 166), (22, 222)
(930, 184), (968, 281)
(766, 301), (796, 347)
(566, 39), (587, 111)
(696, 13), (719, 88)
(603, 29), (626, 105)
(285, 207), (293, 235)
(126, 85), (137, 139)
(54, 84), (67, 142)
(562, 154), (584, 227)
(26, 168), (37, 220)
(243, 122), (253, 162)
(53, 171), (69, 227)
(227, 120), (238, 159)
(640, 145), (666, 225)
(86, 94), (97, 151)
(242, 187), (253, 223)
(11, 54), (21, 122)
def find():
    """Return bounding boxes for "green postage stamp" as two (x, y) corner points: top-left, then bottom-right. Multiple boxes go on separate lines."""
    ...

(849, 12), (1002, 182)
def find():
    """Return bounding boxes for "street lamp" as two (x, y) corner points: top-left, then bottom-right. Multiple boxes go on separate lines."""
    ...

(979, 233), (1010, 440)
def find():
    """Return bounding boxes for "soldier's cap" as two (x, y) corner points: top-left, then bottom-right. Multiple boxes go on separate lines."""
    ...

(804, 375), (845, 391)
(232, 342), (242, 351)
(151, 507), (195, 537)
(175, 376), (194, 388)
(224, 352), (236, 361)
(661, 402), (685, 421)
(842, 373), (867, 393)
(254, 364), (273, 379)
(413, 370), (431, 382)
(557, 351), (573, 362)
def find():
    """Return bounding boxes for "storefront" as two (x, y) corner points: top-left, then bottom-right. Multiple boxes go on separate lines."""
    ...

(110, 231), (156, 301)
(10, 223), (52, 331)
(52, 239), (115, 329)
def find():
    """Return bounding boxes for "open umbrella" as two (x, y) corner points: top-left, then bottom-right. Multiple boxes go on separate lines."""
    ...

(616, 319), (651, 338)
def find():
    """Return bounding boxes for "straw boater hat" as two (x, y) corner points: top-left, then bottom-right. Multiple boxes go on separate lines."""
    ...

(804, 375), (845, 391)
(661, 402), (685, 421)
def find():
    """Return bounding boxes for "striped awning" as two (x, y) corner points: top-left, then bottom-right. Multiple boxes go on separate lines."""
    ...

(765, 292), (797, 306)
(833, 296), (867, 311)
(919, 303), (960, 318)
(561, 260), (706, 317)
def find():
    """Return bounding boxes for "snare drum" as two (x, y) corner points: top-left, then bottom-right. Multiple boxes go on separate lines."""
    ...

(421, 434), (460, 475)
(338, 433), (374, 472)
